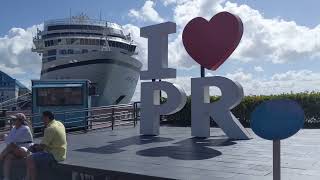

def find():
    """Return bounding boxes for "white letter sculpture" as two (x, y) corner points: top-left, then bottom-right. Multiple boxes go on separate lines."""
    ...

(191, 76), (251, 139)
(140, 22), (176, 80)
(140, 22), (187, 136)
(141, 81), (186, 135)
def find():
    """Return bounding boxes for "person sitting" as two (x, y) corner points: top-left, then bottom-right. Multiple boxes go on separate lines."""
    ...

(0, 113), (33, 180)
(26, 111), (67, 180)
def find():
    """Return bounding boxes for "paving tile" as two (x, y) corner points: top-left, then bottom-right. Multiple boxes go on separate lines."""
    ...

(2, 125), (320, 179)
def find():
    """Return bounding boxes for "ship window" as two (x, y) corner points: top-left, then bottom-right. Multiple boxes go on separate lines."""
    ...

(47, 49), (57, 56)
(108, 41), (114, 47)
(68, 49), (74, 54)
(107, 41), (134, 52)
(47, 56), (56, 61)
(131, 46), (136, 52)
(80, 39), (85, 45)
(66, 38), (76, 45)
(82, 49), (88, 53)
(84, 39), (89, 45)
(52, 40), (58, 46)
(71, 38), (76, 44)
(74, 49), (81, 54)
(43, 32), (103, 39)
(88, 39), (98, 45)
(47, 25), (103, 31)
(100, 40), (106, 46)
(60, 49), (67, 55)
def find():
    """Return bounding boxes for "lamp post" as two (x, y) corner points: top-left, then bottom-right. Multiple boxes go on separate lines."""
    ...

(201, 66), (205, 78)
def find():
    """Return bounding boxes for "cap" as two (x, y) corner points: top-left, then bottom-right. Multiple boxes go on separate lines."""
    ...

(10, 113), (27, 121)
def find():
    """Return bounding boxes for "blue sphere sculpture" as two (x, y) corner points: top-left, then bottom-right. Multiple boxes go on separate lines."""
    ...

(250, 99), (304, 141)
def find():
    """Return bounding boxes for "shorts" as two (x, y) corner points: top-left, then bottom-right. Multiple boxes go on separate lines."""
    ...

(31, 152), (57, 168)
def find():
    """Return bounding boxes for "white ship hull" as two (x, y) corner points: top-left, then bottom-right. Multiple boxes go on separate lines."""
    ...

(41, 51), (142, 106)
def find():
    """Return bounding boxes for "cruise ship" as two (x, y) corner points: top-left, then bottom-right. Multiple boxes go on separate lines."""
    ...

(32, 15), (142, 106)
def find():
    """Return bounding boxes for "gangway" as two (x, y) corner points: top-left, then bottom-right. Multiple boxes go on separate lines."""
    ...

(0, 92), (32, 111)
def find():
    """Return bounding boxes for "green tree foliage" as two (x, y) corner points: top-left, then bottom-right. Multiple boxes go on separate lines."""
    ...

(165, 92), (320, 128)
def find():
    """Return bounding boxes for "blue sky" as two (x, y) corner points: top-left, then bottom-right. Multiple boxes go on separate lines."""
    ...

(230, 0), (320, 27)
(1, 0), (319, 33)
(0, 0), (172, 34)
(1, 0), (320, 100)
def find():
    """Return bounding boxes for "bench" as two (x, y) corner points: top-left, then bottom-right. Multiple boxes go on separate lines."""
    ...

(0, 159), (67, 180)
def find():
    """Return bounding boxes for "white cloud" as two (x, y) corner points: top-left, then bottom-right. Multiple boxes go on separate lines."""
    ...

(0, 24), (43, 88)
(226, 69), (320, 96)
(254, 66), (264, 72)
(226, 71), (252, 82)
(127, 0), (320, 101)
(161, 0), (178, 6)
(123, 24), (148, 70)
(224, 2), (320, 64)
(4, 0), (320, 102)
(132, 69), (320, 101)
(0, 64), (25, 76)
(155, 0), (320, 69)
(271, 70), (320, 81)
(128, 0), (164, 23)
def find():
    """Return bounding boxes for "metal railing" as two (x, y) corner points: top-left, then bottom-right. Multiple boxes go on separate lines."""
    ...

(44, 18), (107, 27)
(0, 102), (141, 136)
(0, 92), (31, 107)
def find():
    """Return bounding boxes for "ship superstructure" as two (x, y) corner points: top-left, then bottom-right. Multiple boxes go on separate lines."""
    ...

(32, 14), (142, 106)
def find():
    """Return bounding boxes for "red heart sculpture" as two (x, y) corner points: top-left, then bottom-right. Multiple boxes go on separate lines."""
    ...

(182, 11), (243, 70)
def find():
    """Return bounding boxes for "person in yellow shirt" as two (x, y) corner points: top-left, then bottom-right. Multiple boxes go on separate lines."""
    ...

(25, 111), (67, 180)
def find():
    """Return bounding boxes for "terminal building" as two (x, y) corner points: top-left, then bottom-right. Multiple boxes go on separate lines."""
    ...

(0, 71), (31, 110)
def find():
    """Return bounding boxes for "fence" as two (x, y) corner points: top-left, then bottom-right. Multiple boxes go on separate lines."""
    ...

(0, 102), (141, 136)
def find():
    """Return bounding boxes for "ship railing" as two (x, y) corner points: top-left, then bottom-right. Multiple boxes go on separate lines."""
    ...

(0, 102), (141, 136)
(44, 18), (108, 27)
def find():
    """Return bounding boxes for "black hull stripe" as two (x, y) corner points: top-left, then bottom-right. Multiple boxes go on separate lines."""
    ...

(41, 59), (141, 75)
